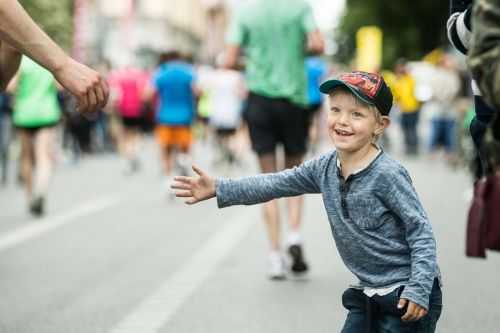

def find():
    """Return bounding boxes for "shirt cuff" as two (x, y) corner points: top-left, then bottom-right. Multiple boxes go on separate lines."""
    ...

(215, 178), (231, 208)
(400, 287), (429, 311)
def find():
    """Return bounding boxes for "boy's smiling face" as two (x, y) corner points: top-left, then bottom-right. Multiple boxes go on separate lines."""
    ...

(327, 89), (389, 154)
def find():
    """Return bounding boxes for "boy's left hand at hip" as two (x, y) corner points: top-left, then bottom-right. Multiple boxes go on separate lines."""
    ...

(398, 298), (428, 322)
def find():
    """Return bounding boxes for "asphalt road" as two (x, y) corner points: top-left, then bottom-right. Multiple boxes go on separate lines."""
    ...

(0, 138), (498, 333)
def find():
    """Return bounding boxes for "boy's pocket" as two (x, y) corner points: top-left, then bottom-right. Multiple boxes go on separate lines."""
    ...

(372, 286), (406, 316)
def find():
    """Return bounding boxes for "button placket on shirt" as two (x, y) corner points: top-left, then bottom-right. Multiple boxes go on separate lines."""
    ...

(340, 177), (351, 219)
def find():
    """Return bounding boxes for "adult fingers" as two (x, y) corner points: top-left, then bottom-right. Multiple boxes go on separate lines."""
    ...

(101, 79), (110, 105)
(87, 88), (98, 113)
(94, 80), (106, 108)
(77, 93), (89, 113)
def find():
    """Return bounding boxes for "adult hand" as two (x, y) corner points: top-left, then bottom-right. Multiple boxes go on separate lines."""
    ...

(171, 165), (216, 204)
(398, 298), (428, 322)
(53, 57), (109, 113)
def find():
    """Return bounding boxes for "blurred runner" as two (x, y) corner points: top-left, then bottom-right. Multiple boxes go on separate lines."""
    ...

(198, 57), (246, 168)
(224, 0), (324, 279)
(305, 56), (328, 154)
(425, 55), (461, 163)
(392, 59), (421, 156)
(109, 65), (148, 174)
(144, 51), (198, 194)
(9, 56), (61, 216)
(196, 90), (211, 144)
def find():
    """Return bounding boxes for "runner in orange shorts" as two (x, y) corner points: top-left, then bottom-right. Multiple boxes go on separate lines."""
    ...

(144, 51), (199, 193)
(155, 125), (192, 153)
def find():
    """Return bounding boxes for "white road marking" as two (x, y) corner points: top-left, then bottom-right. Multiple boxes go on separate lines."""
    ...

(0, 195), (121, 252)
(109, 210), (257, 333)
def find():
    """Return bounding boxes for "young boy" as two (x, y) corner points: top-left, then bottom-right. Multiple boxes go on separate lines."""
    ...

(171, 71), (443, 332)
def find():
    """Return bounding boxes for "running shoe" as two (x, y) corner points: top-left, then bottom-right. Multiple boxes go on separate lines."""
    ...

(288, 244), (308, 274)
(29, 196), (45, 217)
(268, 253), (286, 280)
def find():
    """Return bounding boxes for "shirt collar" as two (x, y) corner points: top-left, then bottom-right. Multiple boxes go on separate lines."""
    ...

(336, 146), (382, 176)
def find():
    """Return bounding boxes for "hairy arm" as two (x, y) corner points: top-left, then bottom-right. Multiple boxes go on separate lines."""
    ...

(0, 0), (68, 73)
(0, 0), (109, 111)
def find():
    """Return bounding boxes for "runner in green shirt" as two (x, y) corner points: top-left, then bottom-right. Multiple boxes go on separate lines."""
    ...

(14, 56), (61, 128)
(11, 56), (61, 217)
(224, 0), (324, 279)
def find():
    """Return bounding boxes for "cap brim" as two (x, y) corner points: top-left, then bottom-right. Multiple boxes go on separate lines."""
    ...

(319, 80), (374, 106)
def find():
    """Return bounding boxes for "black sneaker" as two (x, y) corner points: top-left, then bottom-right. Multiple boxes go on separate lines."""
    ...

(288, 244), (308, 274)
(29, 196), (45, 217)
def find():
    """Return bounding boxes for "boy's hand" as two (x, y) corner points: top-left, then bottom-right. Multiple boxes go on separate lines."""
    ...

(171, 165), (216, 204)
(398, 298), (427, 322)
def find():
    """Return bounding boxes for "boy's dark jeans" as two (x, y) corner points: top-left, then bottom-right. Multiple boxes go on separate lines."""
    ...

(341, 279), (442, 333)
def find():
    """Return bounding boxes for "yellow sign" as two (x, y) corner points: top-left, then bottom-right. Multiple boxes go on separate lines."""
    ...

(356, 26), (382, 72)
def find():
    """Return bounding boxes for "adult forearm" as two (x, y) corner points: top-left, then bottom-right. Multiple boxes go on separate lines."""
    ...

(0, 41), (21, 90)
(0, 0), (69, 73)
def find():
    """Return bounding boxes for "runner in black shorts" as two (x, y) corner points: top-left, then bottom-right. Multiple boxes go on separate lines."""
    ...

(121, 115), (143, 129)
(224, 0), (324, 279)
(245, 92), (309, 156)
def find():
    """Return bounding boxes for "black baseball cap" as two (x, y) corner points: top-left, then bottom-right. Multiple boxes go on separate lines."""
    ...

(319, 71), (393, 115)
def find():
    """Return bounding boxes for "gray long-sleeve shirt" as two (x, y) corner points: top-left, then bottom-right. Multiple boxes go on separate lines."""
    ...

(215, 150), (441, 310)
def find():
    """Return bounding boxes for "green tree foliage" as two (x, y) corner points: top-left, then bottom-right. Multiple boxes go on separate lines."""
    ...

(336, 0), (449, 68)
(19, 0), (74, 50)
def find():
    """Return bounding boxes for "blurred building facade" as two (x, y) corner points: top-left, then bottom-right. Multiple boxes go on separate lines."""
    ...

(75, 0), (229, 67)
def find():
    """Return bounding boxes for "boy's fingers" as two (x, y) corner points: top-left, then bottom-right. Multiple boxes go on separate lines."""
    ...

(174, 176), (193, 183)
(417, 308), (427, 320)
(192, 165), (205, 177)
(401, 302), (417, 321)
(174, 190), (193, 198)
(171, 183), (191, 190)
(185, 198), (199, 205)
(397, 298), (407, 310)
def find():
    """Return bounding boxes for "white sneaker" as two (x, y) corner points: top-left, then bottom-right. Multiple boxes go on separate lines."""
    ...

(268, 253), (286, 280)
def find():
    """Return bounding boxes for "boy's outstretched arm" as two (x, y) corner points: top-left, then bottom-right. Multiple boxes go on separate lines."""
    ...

(171, 165), (216, 204)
